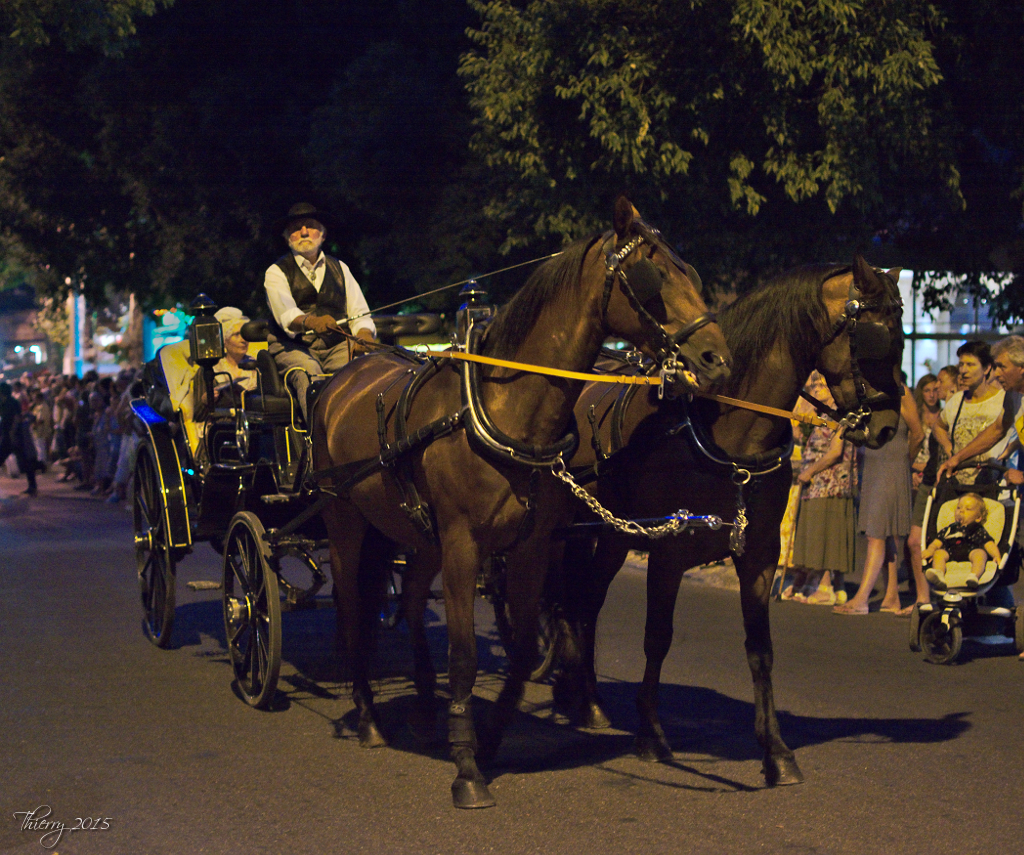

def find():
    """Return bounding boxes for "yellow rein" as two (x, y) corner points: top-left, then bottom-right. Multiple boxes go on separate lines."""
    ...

(429, 350), (837, 430)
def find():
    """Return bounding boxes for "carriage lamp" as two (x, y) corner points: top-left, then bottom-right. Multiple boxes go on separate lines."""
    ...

(188, 294), (225, 366)
(457, 281), (494, 342)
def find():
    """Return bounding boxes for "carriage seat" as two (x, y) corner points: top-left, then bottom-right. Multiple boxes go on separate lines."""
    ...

(234, 320), (294, 420)
(154, 339), (204, 454)
(930, 497), (1006, 589)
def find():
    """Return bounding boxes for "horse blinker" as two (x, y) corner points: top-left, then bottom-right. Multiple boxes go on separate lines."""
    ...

(626, 258), (664, 305)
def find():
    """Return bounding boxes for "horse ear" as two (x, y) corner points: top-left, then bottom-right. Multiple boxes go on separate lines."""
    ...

(851, 254), (877, 290)
(613, 195), (636, 239)
(885, 267), (903, 283)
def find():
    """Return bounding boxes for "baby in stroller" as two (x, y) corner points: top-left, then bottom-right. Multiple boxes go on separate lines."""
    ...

(922, 492), (1001, 590)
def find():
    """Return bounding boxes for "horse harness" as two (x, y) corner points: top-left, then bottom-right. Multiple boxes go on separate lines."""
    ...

(308, 227), (718, 545)
(566, 371), (792, 555)
(603, 226), (716, 366)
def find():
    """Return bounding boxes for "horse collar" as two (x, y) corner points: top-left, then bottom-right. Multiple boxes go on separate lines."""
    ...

(460, 325), (579, 468)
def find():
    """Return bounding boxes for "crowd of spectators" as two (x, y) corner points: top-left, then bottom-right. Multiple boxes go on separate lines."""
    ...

(0, 367), (144, 503)
(783, 338), (1024, 627)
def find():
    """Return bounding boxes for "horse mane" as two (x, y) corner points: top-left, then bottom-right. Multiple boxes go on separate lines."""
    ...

(719, 263), (851, 392)
(484, 234), (603, 360)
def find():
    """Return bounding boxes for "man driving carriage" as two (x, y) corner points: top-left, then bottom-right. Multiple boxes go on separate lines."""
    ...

(263, 202), (376, 423)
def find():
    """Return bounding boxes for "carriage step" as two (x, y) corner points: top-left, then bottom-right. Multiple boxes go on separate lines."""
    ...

(261, 493), (300, 504)
(281, 597), (334, 612)
(186, 580), (223, 591)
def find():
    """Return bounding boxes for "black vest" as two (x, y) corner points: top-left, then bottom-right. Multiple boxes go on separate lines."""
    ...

(270, 253), (350, 347)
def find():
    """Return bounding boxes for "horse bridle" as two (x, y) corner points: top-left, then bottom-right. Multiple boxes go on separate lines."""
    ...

(803, 269), (904, 433)
(601, 229), (716, 365)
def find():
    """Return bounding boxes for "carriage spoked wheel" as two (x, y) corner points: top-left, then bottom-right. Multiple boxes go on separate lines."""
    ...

(919, 611), (963, 665)
(133, 443), (176, 648)
(222, 512), (282, 709)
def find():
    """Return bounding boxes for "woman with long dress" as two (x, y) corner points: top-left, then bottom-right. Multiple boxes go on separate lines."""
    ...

(783, 372), (857, 605)
(834, 384), (923, 615)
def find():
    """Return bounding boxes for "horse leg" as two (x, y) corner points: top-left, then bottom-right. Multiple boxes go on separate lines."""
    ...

(555, 534), (626, 729)
(736, 556), (803, 786)
(441, 535), (494, 809)
(325, 506), (387, 749)
(478, 540), (548, 766)
(402, 547), (442, 743)
(635, 549), (686, 762)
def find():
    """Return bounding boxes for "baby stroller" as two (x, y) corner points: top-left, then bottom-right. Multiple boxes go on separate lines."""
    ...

(909, 463), (1024, 664)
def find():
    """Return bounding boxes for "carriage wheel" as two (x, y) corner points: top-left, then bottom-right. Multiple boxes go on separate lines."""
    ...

(222, 512), (282, 709)
(1015, 605), (1024, 655)
(134, 443), (176, 648)
(493, 597), (563, 683)
(919, 611), (963, 665)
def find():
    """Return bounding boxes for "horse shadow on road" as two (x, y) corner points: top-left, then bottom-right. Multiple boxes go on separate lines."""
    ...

(165, 598), (972, 792)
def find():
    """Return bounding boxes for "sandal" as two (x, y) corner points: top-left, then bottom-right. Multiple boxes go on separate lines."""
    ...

(803, 586), (836, 606)
(894, 604), (916, 618)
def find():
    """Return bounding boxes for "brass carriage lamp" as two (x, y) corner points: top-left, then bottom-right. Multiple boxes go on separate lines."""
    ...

(188, 294), (225, 366)
(456, 281), (493, 342)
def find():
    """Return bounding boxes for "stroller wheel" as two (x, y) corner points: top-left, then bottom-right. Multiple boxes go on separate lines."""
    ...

(908, 603), (922, 653)
(920, 611), (963, 665)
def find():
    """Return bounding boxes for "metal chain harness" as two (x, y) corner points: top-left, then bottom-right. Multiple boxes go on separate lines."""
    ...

(552, 455), (729, 540)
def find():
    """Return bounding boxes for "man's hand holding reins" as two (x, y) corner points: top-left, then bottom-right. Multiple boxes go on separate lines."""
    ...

(351, 328), (375, 356)
(301, 313), (342, 335)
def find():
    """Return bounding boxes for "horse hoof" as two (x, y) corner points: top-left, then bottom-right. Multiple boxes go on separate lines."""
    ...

(634, 735), (672, 763)
(763, 755), (804, 787)
(358, 720), (388, 749)
(451, 778), (496, 809)
(582, 701), (611, 730)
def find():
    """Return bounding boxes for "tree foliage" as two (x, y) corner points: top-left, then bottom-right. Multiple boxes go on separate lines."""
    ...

(459, 0), (1016, 303)
(2, 0), (1024, 326)
(0, 0), (170, 53)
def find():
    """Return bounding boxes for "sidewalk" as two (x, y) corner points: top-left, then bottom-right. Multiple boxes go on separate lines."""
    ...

(0, 465), (131, 517)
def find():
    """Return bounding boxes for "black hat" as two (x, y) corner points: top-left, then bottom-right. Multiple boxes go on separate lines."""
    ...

(273, 202), (334, 234)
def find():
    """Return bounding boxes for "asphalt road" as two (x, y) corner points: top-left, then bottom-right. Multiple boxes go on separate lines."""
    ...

(2, 471), (1023, 855)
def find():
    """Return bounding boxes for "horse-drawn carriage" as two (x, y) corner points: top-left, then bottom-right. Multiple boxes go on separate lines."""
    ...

(130, 295), (443, 707)
(128, 198), (906, 809)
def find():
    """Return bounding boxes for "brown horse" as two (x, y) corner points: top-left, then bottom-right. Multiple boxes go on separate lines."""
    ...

(556, 256), (904, 787)
(312, 198), (730, 808)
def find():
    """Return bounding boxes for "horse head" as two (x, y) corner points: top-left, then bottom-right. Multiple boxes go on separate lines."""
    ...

(817, 255), (904, 448)
(603, 197), (731, 389)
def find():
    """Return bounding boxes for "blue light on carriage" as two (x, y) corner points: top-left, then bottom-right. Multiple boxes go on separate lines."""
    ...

(133, 402), (166, 425)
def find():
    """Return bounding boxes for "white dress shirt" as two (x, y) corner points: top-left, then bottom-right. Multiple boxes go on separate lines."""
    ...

(263, 250), (375, 339)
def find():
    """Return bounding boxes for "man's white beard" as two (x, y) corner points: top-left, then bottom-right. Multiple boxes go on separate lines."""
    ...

(289, 235), (322, 255)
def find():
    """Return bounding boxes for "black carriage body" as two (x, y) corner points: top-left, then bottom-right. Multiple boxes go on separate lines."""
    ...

(130, 306), (442, 706)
